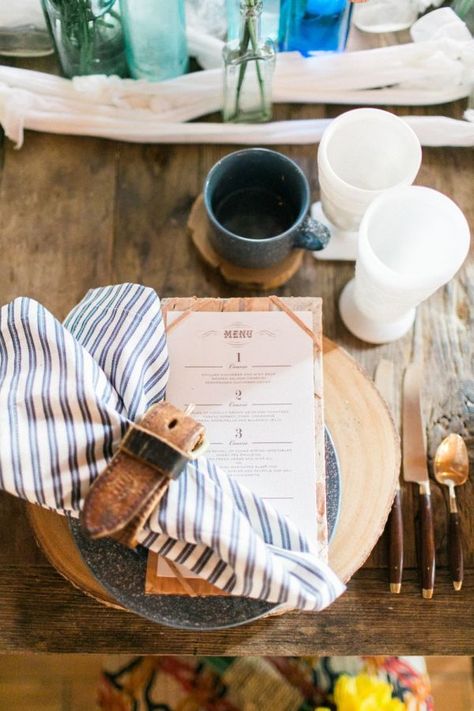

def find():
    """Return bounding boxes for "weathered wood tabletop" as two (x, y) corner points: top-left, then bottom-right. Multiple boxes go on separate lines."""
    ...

(0, 36), (472, 655)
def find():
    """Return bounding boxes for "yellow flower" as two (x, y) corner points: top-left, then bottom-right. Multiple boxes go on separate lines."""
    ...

(333, 674), (406, 711)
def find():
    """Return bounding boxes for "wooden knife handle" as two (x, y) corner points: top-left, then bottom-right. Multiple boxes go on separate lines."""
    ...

(389, 489), (403, 593)
(448, 511), (463, 591)
(419, 490), (435, 599)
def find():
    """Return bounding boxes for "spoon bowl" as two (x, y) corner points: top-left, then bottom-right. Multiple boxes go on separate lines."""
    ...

(434, 433), (469, 488)
(434, 433), (469, 591)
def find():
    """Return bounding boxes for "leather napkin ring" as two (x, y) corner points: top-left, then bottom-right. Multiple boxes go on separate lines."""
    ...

(80, 402), (207, 549)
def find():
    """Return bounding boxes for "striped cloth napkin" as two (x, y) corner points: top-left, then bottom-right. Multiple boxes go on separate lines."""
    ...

(0, 284), (345, 611)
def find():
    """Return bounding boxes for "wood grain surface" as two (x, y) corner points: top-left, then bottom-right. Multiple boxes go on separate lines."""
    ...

(0, 33), (472, 653)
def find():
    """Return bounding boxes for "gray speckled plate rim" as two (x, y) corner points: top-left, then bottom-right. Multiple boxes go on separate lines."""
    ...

(326, 427), (342, 543)
(70, 427), (341, 631)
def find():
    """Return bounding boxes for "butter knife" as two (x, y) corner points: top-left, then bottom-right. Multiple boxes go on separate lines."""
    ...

(375, 359), (403, 594)
(402, 363), (435, 599)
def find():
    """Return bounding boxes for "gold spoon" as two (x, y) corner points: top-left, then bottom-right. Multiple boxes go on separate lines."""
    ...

(434, 434), (469, 591)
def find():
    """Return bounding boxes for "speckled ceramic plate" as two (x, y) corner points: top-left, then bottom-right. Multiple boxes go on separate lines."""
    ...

(70, 428), (341, 630)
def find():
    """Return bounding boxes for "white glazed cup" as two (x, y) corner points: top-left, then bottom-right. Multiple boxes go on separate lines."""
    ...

(318, 108), (422, 232)
(353, 0), (419, 34)
(339, 185), (471, 343)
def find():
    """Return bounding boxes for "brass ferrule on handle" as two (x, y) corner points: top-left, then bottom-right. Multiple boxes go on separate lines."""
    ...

(418, 480), (431, 496)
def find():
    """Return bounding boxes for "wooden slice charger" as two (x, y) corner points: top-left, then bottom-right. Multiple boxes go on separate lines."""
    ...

(188, 195), (304, 290)
(27, 337), (400, 612)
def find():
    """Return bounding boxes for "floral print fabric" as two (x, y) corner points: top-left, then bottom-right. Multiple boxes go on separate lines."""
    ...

(98, 655), (433, 711)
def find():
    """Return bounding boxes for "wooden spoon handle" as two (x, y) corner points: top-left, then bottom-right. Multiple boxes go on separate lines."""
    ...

(419, 490), (435, 599)
(449, 511), (463, 591)
(389, 488), (403, 593)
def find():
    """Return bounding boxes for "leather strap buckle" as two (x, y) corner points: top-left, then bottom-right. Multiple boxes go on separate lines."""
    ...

(80, 402), (207, 548)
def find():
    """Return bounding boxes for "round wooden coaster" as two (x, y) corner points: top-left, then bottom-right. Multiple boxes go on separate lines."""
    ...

(27, 337), (399, 611)
(188, 195), (304, 290)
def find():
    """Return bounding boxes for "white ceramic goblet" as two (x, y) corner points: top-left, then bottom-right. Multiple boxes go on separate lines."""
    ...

(312, 108), (422, 261)
(339, 186), (471, 344)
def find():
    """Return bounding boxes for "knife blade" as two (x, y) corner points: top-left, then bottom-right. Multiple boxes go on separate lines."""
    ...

(402, 362), (435, 599)
(375, 359), (403, 594)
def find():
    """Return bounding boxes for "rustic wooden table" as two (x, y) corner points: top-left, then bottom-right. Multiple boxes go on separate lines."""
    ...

(0, 42), (472, 655)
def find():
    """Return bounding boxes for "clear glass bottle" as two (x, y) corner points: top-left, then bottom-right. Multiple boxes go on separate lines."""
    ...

(41, 0), (127, 77)
(223, 0), (276, 123)
(119, 0), (188, 81)
(226, 0), (281, 43)
(279, 0), (353, 55)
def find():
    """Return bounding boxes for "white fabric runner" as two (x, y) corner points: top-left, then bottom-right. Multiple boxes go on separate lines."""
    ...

(0, 9), (473, 148)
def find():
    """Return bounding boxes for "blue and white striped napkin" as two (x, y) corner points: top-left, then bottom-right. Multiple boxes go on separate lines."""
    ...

(0, 284), (344, 611)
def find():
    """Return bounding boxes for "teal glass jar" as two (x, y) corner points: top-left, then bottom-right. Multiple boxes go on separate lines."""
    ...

(119, 0), (188, 81)
(41, 0), (127, 77)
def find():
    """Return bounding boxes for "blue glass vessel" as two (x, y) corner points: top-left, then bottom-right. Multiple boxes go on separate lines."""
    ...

(279, 0), (353, 55)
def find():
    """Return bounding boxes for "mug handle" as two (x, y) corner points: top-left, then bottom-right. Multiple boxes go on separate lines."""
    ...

(294, 216), (330, 252)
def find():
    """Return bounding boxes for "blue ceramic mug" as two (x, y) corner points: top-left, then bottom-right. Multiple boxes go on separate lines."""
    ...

(203, 148), (330, 269)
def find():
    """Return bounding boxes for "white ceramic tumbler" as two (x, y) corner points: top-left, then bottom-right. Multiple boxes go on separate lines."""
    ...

(312, 108), (422, 260)
(339, 186), (471, 344)
(353, 0), (419, 34)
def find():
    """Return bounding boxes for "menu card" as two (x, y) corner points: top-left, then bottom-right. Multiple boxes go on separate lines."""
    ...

(146, 297), (327, 595)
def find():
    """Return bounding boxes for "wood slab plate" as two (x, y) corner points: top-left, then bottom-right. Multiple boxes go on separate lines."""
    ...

(27, 337), (400, 617)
